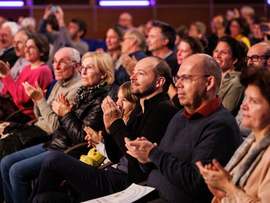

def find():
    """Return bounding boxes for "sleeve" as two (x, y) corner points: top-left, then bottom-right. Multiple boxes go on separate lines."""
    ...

(35, 82), (79, 132)
(148, 121), (241, 196)
(96, 142), (108, 158)
(37, 19), (59, 44)
(221, 80), (245, 116)
(58, 26), (74, 47)
(107, 103), (177, 169)
(60, 99), (104, 145)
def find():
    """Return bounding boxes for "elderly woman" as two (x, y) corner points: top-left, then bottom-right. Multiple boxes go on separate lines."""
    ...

(0, 51), (114, 203)
(197, 69), (270, 203)
(214, 36), (246, 116)
(0, 34), (53, 122)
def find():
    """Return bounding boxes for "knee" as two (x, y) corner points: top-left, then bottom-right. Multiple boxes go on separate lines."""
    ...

(1, 155), (13, 174)
(43, 152), (66, 169)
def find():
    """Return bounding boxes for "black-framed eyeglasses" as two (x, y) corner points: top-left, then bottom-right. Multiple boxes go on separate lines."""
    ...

(245, 55), (270, 63)
(172, 75), (210, 85)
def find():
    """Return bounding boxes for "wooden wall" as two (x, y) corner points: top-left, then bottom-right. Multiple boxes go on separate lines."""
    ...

(0, 0), (269, 39)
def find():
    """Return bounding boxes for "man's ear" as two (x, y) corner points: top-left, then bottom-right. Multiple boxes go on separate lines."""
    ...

(156, 77), (165, 88)
(162, 38), (169, 47)
(206, 76), (215, 91)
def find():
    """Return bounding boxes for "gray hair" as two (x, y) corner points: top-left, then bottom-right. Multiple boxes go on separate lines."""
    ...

(70, 48), (80, 62)
(127, 28), (146, 51)
(1, 21), (21, 36)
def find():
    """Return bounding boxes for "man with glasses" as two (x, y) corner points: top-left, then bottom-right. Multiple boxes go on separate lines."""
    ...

(236, 42), (270, 138)
(0, 47), (81, 160)
(113, 28), (147, 91)
(125, 54), (242, 202)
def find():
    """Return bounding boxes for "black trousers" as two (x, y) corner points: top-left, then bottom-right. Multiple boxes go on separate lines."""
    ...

(29, 151), (132, 203)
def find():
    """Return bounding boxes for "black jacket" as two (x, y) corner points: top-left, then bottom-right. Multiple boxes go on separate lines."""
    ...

(43, 84), (112, 152)
(103, 92), (178, 183)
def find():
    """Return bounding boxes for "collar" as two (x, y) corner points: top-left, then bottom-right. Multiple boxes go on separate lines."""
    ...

(183, 96), (221, 119)
(162, 50), (173, 59)
(59, 73), (81, 87)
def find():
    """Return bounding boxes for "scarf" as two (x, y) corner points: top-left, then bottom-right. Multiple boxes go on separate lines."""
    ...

(225, 132), (270, 188)
(73, 82), (106, 109)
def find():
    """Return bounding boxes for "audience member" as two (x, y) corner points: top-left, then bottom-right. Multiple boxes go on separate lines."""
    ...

(125, 54), (242, 202)
(28, 56), (178, 203)
(229, 17), (251, 48)
(113, 28), (147, 91)
(208, 15), (228, 55)
(249, 17), (270, 46)
(214, 36), (246, 116)
(20, 17), (36, 32)
(84, 81), (137, 158)
(189, 21), (209, 52)
(1, 51), (114, 203)
(118, 12), (134, 29)
(0, 34), (53, 122)
(0, 28), (33, 92)
(0, 16), (7, 27)
(147, 21), (178, 76)
(197, 69), (270, 203)
(236, 42), (270, 138)
(0, 22), (20, 68)
(37, 4), (88, 70)
(0, 47), (82, 160)
(103, 24), (125, 69)
(174, 25), (189, 49)
(240, 5), (255, 34)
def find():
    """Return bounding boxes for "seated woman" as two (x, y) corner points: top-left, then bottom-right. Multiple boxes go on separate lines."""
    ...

(214, 36), (246, 116)
(197, 69), (270, 202)
(84, 81), (137, 158)
(0, 51), (114, 203)
(0, 34), (53, 122)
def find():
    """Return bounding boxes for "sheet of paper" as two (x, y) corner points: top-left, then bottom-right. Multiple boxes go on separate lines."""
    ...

(81, 183), (155, 203)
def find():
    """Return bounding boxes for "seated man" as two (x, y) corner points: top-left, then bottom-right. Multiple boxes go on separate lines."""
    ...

(0, 47), (81, 159)
(125, 54), (243, 202)
(28, 56), (178, 202)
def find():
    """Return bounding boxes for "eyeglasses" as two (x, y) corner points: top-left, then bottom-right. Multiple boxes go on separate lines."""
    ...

(245, 55), (270, 63)
(79, 65), (95, 73)
(52, 59), (75, 68)
(173, 75), (210, 85)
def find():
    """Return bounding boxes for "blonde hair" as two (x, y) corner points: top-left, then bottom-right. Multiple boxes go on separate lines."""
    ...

(82, 51), (115, 84)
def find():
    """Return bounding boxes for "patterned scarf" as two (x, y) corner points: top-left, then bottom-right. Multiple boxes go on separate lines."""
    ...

(225, 132), (270, 188)
(73, 82), (106, 109)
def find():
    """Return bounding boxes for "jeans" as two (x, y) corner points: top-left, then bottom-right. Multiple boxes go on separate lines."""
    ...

(0, 144), (51, 203)
(29, 151), (132, 203)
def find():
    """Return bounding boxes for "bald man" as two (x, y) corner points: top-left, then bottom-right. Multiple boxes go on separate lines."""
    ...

(236, 42), (270, 137)
(125, 54), (242, 202)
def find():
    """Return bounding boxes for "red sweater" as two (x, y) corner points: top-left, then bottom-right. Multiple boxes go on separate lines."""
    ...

(1, 64), (53, 119)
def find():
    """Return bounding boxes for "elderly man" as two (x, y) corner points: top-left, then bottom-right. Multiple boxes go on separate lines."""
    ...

(147, 21), (179, 76)
(0, 22), (20, 68)
(125, 54), (243, 202)
(113, 28), (147, 90)
(28, 56), (177, 203)
(0, 28), (33, 91)
(236, 42), (270, 137)
(0, 47), (82, 159)
(38, 4), (88, 70)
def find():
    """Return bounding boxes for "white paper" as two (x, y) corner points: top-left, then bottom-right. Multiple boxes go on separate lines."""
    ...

(81, 183), (155, 203)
